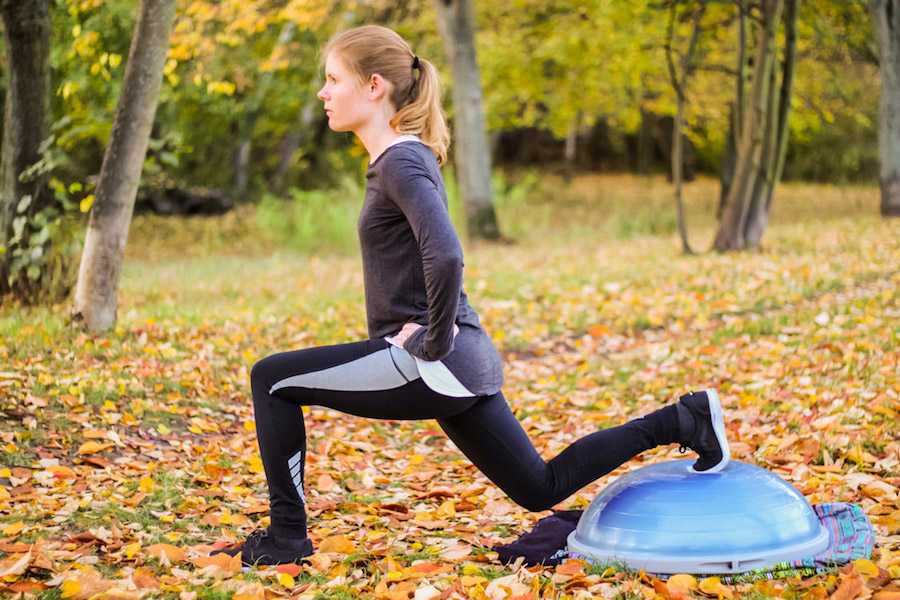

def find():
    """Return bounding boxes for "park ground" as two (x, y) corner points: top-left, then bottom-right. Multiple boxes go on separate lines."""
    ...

(0, 173), (897, 599)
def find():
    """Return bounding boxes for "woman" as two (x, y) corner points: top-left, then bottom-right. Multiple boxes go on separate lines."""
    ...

(212, 24), (730, 567)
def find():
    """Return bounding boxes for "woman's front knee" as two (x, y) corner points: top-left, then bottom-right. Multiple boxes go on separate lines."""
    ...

(250, 353), (283, 393)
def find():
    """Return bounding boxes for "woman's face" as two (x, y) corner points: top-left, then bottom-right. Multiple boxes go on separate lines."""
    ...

(316, 52), (373, 133)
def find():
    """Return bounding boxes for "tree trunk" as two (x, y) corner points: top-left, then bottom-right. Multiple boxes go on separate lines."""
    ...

(563, 109), (581, 182)
(637, 107), (655, 175)
(672, 99), (693, 254)
(719, 1), (747, 220)
(718, 102), (737, 220)
(664, 1), (705, 255)
(745, 0), (799, 246)
(271, 82), (320, 195)
(742, 59), (780, 246)
(714, 0), (784, 251)
(72, 0), (176, 332)
(872, 0), (900, 217)
(0, 0), (51, 298)
(233, 21), (296, 198)
(434, 0), (502, 241)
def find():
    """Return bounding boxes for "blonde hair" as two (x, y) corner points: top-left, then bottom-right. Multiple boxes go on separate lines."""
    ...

(321, 25), (450, 165)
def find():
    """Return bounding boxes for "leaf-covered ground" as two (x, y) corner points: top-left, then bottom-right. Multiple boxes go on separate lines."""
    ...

(0, 175), (898, 599)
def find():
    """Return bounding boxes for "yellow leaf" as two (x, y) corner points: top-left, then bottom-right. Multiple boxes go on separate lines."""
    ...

(2, 522), (25, 536)
(698, 576), (733, 599)
(247, 455), (263, 474)
(852, 558), (880, 577)
(409, 454), (424, 465)
(139, 476), (154, 493)
(436, 500), (456, 518)
(668, 574), (698, 591)
(157, 424), (171, 435)
(60, 578), (81, 598)
(276, 572), (294, 588)
(79, 194), (95, 213)
(0, 468), (10, 478)
(124, 542), (141, 559)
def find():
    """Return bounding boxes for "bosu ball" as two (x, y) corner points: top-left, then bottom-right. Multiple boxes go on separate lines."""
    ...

(566, 459), (830, 575)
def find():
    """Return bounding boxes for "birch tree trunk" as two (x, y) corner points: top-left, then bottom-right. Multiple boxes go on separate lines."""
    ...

(72, 0), (176, 332)
(871, 0), (900, 217)
(0, 0), (51, 299)
(434, 0), (502, 241)
(563, 110), (581, 182)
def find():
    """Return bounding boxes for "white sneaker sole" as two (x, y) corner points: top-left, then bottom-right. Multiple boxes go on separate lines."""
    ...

(689, 388), (731, 474)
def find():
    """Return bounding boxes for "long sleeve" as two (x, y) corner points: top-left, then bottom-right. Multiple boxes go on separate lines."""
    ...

(382, 148), (463, 361)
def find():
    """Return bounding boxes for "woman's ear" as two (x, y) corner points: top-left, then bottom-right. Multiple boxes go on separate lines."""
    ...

(367, 73), (389, 100)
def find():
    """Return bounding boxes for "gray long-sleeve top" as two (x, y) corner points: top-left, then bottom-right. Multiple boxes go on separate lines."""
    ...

(359, 139), (504, 396)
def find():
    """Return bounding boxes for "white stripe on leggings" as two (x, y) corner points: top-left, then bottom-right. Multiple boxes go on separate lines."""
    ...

(288, 449), (306, 504)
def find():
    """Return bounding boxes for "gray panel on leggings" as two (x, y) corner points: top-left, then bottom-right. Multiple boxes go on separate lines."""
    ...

(269, 348), (419, 394)
(388, 345), (420, 381)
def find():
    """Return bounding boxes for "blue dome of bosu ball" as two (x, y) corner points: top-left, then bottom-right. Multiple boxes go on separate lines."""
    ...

(566, 460), (830, 575)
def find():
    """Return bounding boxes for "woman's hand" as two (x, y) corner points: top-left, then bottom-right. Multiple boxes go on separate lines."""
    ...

(386, 322), (459, 347)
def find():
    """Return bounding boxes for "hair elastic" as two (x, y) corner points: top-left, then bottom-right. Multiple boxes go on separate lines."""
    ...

(412, 55), (421, 70)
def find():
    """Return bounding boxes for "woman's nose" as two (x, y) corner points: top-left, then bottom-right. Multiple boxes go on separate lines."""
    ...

(317, 87), (327, 100)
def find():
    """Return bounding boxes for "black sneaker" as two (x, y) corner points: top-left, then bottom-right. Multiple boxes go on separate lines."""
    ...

(209, 528), (314, 567)
(676, 389), (730, 473)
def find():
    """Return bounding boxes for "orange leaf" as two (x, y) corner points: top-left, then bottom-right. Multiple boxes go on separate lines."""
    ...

(555, 559), (585, 577)
(588, 324), (610, 337)
(144, 544), (185, 563)
(276, 563), (303, 577)
(77, 441), (113, 455)
(830, 571), (865, 600)
(318, 535), (356, 554)
(191, 551), (242, 575)
(317, 473), (336, 491)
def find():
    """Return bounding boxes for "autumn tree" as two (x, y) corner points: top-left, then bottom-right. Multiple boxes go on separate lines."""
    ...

(72, 0), (176, 332)
(871, 0), (900, 216)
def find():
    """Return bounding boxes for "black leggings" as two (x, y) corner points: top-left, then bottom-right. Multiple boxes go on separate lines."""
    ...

(250, 337), (682, 538)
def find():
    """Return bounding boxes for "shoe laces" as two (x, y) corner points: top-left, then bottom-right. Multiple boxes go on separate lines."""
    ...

(245, 528), (269, 548)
